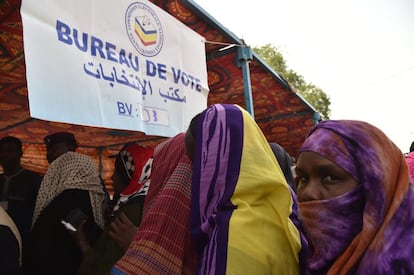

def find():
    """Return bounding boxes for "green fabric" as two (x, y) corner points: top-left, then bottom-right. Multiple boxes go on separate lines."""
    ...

(77, 197), (143, 275)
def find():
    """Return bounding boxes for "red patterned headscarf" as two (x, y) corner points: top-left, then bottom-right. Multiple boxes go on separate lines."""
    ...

(112, 144), (153, 214)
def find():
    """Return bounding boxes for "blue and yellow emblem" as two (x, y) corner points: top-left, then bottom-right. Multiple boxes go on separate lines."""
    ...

(125, 1), (164, 57)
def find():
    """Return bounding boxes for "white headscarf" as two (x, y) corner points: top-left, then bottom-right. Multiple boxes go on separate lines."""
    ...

(0, 206), (22, 265)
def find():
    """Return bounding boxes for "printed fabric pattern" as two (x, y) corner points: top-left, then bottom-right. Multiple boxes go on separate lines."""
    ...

(112, 133), (197, 274)
(32, 152), (105, 229)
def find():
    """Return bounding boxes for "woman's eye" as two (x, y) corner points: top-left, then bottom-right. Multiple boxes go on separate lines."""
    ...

(295, 176), (308, 186)
(322, 175), (340, 184)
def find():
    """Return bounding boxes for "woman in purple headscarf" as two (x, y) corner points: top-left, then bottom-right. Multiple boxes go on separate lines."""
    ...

(295, 119), (414, 274)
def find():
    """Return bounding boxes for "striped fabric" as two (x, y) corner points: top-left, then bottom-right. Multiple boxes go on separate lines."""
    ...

(190, 104), (302, 274)
(112, 133), (197, 274)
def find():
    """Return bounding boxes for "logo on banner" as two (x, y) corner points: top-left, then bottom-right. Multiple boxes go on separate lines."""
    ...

(125, 2), (164, 57)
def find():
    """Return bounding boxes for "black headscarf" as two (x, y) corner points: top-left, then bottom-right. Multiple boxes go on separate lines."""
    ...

(269, 143), (296, 191)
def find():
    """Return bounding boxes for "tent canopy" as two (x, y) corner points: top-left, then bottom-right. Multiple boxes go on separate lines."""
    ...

(0, 0), (317, 187)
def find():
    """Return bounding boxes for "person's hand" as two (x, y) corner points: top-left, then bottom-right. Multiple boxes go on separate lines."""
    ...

(68, 219), (91, 254)
(108, 212), (138, 252)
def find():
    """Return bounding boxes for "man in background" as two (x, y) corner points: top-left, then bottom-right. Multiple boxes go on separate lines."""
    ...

(0, 136), (42, 265)
(43, 132), (110, 200)
(43, 131), (78, 163)
(25, 131), (107, 275)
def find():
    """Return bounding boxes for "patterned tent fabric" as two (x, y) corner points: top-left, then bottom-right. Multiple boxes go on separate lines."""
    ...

(0, 0), (317, 188)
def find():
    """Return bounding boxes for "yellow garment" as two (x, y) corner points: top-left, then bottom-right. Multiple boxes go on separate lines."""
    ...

(191, 104), (301, 274)
(227, 107), (301, 274)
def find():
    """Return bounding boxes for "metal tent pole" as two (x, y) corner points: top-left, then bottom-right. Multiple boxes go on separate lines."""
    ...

(237, 46), (254, 118)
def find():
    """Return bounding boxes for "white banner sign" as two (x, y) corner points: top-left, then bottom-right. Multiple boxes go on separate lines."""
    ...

(21, 0), (209, 137)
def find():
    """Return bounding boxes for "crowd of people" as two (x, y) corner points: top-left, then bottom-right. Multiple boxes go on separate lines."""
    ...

(1, 103), (414, 274)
